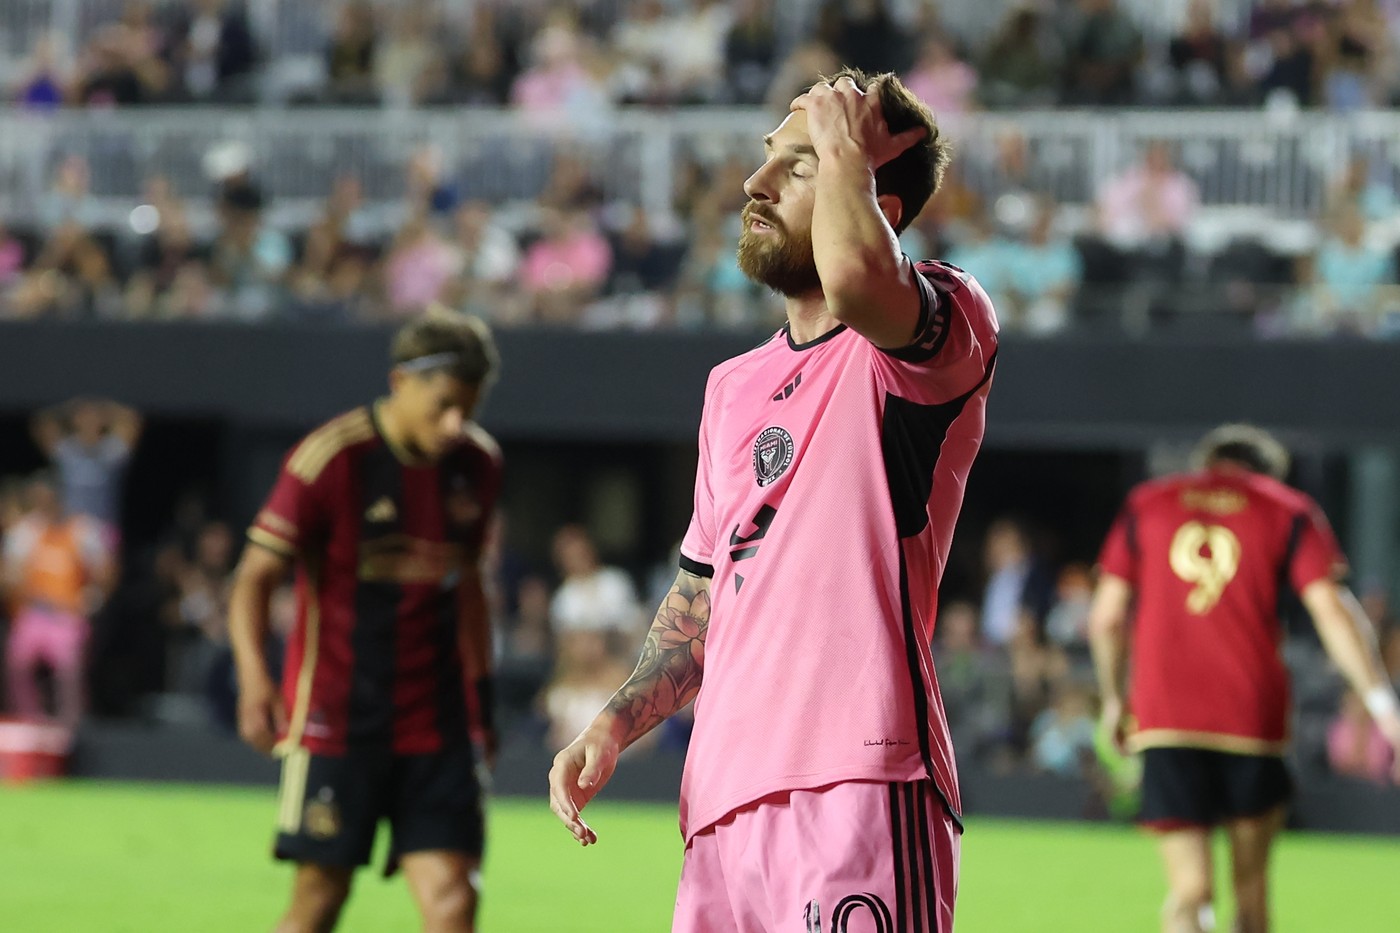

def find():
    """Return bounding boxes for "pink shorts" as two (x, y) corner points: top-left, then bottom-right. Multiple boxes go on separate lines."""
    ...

(674, 780), (961, 933)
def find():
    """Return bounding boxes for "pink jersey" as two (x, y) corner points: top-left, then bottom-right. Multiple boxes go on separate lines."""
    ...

(678, 261), (999, 841)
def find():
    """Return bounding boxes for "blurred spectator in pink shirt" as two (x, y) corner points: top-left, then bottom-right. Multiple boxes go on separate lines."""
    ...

(521, 208), (613, 323)
(384, 213), (458, 316)
(1096, 141), (1198, 250)
(1327, 690), (1396, 784)
(511, 16), (598, 113)
(904, 35), (977, 119)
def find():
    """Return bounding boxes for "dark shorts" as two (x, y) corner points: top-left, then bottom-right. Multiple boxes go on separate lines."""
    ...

(1138, 747), (1292, 831)
(273, 742), (484, 872)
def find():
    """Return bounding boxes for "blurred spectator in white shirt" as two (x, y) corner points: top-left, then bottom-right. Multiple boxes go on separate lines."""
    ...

(550, 524), (642, 637)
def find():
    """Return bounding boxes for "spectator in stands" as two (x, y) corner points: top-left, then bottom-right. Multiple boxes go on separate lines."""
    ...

(3, 472), (113, 727)
(31, 397), (142, 548)
(980, 519), (1040, 647)
(945, 208), (1011, 317)
(1008, 611), (1072, 755)
(499, 576), (554, 684)
(549, 524), (642, 638)
(1060, 0), (1142, 106)
(207, 181), (291, 320)
(167, 0), (259, 102)
(606, 204), (683, 299)
(11, 32), (72, 110)
(384, 210), (459, 317)
(449, 200), (522, 296)
(979, 5), (1063, 109)
(374, 3), (446, 107)
(1312, 205), (1396, 333)
(542, 628), (634, 752)
(449, 6), (515, 106)
(39, 155), (97, 231)
(323, 0), (378, 104)
(1255, 18), (1318, 109)
(1094, 141), (1197, 286)
(764, 39), (839, 112)
(1030, 683), (1097, 777)
(724, 0), (777, 105)
(934, 599), (1013, 760)
(1166, 0), (1243, 106)
(667, 0), (735, 104)
(1003, 198), (1081, 334)
(819, 0), (910, 76)
(511, 13), (602, 114)
(1320, 0), (1391, 112)
(540, 152), (606, 213)
(611, 0), (672, 101)
(903, 34), (978, 121)
(74, 7), (171, 107)
(169, 521), (235, 696)
(520, 207), (613, 323)
(1044, 562), (1094, 648)
(1327, 689), (1396, 783)
(1328, 154), (1398, 223)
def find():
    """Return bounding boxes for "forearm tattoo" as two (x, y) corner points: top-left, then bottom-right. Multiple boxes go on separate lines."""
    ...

(606, 571), (710, 748)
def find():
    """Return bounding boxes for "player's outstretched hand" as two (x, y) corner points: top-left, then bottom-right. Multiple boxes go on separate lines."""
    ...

(548, 723), (620, 847)
(237, 674), (286, 757)
(1375, 707), (1400, 784)
(789, 75), (926, 171)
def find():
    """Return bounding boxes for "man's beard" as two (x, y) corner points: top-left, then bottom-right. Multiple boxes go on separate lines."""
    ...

(736, 204), (821, 296)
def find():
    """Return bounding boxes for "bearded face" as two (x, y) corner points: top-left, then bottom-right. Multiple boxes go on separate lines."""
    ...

(736, 201), (822, 297)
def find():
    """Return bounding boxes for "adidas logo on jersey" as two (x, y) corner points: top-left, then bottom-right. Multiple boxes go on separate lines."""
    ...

(772, 371), (802, 401)
(365, 497), (397, 523)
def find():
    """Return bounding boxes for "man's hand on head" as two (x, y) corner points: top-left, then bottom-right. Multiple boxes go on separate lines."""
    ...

(789, 75), (926, 172)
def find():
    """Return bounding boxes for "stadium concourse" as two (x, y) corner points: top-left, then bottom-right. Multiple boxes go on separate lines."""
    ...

(1, 1), (1400, 932)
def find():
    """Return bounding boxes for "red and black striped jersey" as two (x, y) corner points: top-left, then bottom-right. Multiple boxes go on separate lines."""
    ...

(1098, 466), (1347, 755)
(248, 403), (502, 756)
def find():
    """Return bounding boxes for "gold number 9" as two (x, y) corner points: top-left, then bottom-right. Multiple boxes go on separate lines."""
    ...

(1169, 521), (1242, 615)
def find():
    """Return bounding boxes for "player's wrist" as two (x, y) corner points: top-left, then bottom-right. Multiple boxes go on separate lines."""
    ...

(1364, 685), (1399, 721)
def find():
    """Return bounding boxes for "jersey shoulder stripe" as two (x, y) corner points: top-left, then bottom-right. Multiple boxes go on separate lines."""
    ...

(287, 408), (375, 483)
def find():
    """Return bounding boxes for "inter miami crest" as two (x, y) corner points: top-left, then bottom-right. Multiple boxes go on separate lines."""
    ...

(752, 426), (794, 487)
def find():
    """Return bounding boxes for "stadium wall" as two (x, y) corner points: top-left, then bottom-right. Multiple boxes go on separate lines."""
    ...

(3, 323), (1400, 446)
(69, 723), (1400, 835)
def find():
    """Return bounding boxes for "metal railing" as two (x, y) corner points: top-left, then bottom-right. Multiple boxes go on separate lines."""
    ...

(1, 108), (1397, 233)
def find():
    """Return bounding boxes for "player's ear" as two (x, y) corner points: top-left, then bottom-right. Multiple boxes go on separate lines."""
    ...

(875, 193), (903, 232)
(388, 366), (405, 394)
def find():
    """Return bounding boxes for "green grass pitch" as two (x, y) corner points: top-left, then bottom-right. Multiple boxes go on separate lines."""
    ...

(1, 781), (1397, 931)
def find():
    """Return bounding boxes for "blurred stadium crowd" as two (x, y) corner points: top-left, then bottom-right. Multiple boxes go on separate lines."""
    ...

(2, 398), (1399, 791)
(2, 0), (1400, 333)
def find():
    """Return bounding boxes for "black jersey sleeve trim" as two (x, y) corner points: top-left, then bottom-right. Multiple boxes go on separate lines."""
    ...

(881, 262), (957, 363)
(678, 554), (714, 578)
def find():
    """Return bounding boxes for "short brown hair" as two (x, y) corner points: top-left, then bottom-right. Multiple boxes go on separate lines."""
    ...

(391, 306), (499, 387)
(818, 67), (949, 234)
(1193, 424), (1291, 480)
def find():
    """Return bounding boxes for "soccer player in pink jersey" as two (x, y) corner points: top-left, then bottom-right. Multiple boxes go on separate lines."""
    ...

(548, 68), (999, 932)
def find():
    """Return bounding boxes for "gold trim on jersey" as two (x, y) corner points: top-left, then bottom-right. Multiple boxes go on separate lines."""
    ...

(276, 746), (312, 833)
(287, 408), (374, 483)
(247, 526), (296, 558)
(275, 558), (322, 755)
(1129, 729), (1288, 757)
(257, 510), (299, 539)
(357, 535), (466, 584)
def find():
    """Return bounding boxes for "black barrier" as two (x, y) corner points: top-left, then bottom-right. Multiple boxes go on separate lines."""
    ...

(67, 724), (1400, 835)
(3, 323), (1400, 445)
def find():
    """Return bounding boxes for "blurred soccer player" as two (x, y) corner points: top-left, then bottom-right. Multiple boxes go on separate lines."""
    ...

(1090, 425), (1400, 933)
(229, 311), (502, 933)
(549, 69), (998, 931)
